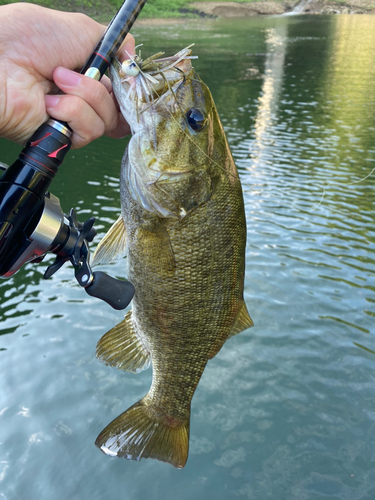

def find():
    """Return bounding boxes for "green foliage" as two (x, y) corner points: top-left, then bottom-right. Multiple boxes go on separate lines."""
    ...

(144, 0), (192, 17)
(2, 0), (372, 18)
(0, 0), (117, 21)
(107, 0), (195, 17)
(0, 0), (287, 17)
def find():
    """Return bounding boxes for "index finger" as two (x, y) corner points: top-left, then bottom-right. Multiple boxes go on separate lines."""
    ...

(117, 34), (136, 62)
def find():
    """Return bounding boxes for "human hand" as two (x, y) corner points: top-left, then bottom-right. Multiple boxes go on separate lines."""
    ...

(0, 3), (135, 148)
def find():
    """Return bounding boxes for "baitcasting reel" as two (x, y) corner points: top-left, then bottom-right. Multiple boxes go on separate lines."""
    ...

(0, 120), (134, 310)
(0, 0), (148, 310)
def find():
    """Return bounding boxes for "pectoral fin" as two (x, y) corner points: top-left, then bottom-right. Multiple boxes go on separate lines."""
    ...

(92, 216), (127, 267)
(96, 311), (150, 373)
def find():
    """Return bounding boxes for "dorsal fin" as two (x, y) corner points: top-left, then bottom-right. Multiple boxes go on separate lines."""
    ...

(92, 215), (127, 267)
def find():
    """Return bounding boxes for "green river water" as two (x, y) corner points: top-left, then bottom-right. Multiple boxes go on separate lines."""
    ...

(0, 13), (375, 500)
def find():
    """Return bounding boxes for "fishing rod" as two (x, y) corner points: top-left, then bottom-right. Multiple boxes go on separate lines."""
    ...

(0, 0), (147, 310)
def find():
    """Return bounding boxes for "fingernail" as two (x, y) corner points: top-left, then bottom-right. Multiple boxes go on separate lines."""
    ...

(55, 67), (81, 87)
(45, 95), (60, 108)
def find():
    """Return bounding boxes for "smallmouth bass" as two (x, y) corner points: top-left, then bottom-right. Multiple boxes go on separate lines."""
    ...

(93, 46), (253, 468)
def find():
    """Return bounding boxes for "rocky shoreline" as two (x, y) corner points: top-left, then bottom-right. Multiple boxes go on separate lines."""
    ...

(133, 0), (375, 25)
(187, 0), (375, 16)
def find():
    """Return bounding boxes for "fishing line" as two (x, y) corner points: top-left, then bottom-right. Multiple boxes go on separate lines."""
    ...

(238, 164), (375, 216)
(309, 165), (375, 212)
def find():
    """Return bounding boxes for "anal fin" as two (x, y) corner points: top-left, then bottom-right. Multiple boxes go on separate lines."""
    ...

(92, 215), (127, 267)
(227, 300), (254, 339)
(96, 311), (150, 373)
(208, 301), (253, 359)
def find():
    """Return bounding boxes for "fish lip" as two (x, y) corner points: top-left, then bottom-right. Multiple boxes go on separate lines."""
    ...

(145, 170), (193, 186)
(111, 56), (188, 108)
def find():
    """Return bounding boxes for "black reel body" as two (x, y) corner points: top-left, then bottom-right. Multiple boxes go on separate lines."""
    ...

(0, 120), (70, 277)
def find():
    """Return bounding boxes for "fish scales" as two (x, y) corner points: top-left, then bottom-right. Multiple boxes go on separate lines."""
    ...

(124, 166), (245, 407)
(93, 46), (253, 468)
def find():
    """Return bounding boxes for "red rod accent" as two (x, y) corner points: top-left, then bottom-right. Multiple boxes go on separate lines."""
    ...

(94, 52), (110, 65)
(30, 132), (53, 147)
(48, 143), (69, 159)
(21, 154), (54, 174)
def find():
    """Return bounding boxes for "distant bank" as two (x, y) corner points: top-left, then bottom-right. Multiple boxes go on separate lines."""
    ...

(2, 0), (373, 22)
(186, 0), (375, 16)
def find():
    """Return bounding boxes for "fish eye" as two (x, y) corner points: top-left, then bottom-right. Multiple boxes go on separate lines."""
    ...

(186, 108), (206, 132)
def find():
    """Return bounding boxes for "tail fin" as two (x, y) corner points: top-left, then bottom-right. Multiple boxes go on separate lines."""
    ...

(95, 398), (190, 468)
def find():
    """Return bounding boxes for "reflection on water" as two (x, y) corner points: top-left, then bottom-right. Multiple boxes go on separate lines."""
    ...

(251, 26), (287, 170)
(0, 14), (375, 500)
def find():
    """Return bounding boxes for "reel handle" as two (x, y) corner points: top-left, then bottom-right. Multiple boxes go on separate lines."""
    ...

(85, 271), (135, 310)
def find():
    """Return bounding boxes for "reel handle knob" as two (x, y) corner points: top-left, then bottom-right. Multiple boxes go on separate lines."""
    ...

(85, 271), (135, 310)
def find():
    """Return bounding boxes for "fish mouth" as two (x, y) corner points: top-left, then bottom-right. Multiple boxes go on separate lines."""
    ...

(111, 46), (196, 107)
(110, 46), (201, 149)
